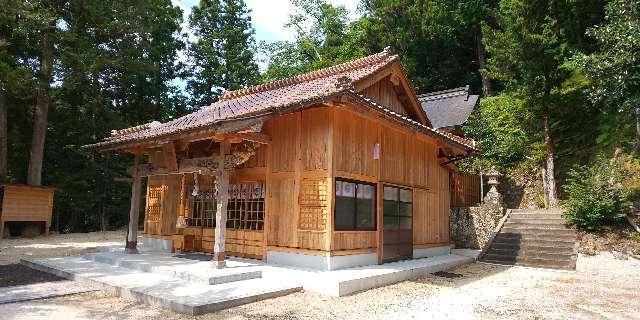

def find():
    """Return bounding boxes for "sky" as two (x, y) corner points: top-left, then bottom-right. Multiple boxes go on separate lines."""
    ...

(174, 0), (360, 43)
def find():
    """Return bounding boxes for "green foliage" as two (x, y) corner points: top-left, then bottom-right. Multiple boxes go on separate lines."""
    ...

(577, 0), (640, 152)
(563, 155), (640, 230)
(358, 0), (495, 92)
(187, 0), (259, 108)
(261, 0), (370, 82)
(463, 94), (532, 168)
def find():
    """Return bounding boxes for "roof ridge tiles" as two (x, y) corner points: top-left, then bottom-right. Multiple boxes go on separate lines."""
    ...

(417, 86), (470, 99)
(219, 47), (397, 102)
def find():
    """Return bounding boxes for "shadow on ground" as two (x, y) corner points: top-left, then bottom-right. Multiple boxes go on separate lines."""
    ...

(0, 264), (64, 287)
(411, 262), (511, 288)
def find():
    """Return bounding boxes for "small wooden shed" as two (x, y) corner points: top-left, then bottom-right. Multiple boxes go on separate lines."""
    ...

(0, 184), (55, 238)
(84, 47), (478, 270)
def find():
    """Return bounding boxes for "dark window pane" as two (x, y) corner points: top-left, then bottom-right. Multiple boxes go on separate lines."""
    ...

(356, 184), (375, 229)
(400, 189), (412, 203)
(335, 195), (356, 230)
(383, 186), (398, 201)
(383, 200), (398, 229)
(399, 202), (412, 218)
(399, 214), (412, 229)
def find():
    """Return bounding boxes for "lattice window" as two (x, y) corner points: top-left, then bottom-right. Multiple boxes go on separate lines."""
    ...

(185, 181), (217, 228)
(227, 183), (265, 230)
(298, 178), (328, 230)
(146, 185), (165, 223)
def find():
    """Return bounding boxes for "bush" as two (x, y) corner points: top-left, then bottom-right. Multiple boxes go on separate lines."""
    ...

(563, 155), (640, 230)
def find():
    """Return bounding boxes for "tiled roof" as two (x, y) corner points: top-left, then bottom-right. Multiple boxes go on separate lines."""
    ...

(85, 48), (476, 152)
(348, 92), (477, 152)
(87, 48), (400, 150)
(418, 86), (479, 129)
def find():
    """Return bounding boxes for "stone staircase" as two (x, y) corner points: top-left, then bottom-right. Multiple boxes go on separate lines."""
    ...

(480, 209), (578, 270)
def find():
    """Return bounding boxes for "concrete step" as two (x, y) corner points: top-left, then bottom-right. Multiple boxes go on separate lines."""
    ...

(509, 213), (564, 219)
(481, 256), (576, 270)
(21, 257), (302, 315)
(502, 222), (568, 230)
(499, 227), (576, 236)
(83, 251), (262, 285)
(510, 209), (563, 214)
(485, 246), (575, 259)
(507, 217), (566, 224)
(493, 232), (577, 242)
(489, 242), (575, 254)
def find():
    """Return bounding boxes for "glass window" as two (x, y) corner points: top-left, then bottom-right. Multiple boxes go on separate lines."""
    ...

(383, 186), (412, 230)
(335, 179), (376, 230)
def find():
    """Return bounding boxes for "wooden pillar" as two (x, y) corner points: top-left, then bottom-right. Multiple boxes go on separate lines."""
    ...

(125, 153), (142, 254)
(213, 141), (230, 268)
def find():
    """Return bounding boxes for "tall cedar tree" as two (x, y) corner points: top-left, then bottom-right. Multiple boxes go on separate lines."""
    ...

(581, 0), (640, 153)
(483, 0), (604, 207)
(0, 0), (36, 183)
(27, 0), (60, 186)
(187, 0), (259, 109)
(359, 0), (497, 93)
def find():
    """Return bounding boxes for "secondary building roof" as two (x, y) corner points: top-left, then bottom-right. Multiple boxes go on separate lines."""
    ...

(85, 48), (476, 152)
(418, 86), (479, 129)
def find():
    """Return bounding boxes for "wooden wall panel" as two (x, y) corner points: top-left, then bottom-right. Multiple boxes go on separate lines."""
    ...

(412, 188), (441, 245)
(144, 174), (180, 236)
(333, 109), (378, 177)
(301, 108), (330, 171)
(412, 139), (436, 189)
(1, 186), (54, 221)
(266, 176), (296, 247)
(270, 114), (299, 173)
(160, 174), (181, 236)
(381, 128), (412, 184)
(332, 231), (377, 251)
(361, 77), (408, 117)
(439, 167), (450, 243)
(297, 231), (326, 250)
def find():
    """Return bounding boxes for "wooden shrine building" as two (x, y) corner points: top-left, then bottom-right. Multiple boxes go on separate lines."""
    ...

(85, 48), (477, 270)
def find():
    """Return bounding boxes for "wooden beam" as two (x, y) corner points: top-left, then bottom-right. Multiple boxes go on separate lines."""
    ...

(162, 142), (178, 172)
(213, 140), (230, 268)
(232, 132), (271, 144)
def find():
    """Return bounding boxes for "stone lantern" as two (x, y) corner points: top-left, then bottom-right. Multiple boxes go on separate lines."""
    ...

(484, 166), (504, 209)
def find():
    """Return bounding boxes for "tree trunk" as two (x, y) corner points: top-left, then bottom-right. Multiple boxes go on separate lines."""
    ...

(27, 28), (54, 186)
(0, 87), (7, 183)
(541, 167), (549, 207)
(544, 114), (558, 207)
(476, 29), (491, 97)
(635, 106), (640, 154)
(125, 153), (142, 253)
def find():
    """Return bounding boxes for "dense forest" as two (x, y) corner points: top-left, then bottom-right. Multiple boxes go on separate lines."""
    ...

(1, 0), (638, 232)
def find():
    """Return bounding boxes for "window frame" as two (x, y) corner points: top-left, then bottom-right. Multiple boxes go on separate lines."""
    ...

(334, 178), (377, 231)
(382, 185), (413, 230)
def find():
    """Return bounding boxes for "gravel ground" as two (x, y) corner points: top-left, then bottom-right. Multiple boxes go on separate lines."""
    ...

(1, 232), (639, 319)
(0, 253), (638, 319)
(0, 230), (126, 265)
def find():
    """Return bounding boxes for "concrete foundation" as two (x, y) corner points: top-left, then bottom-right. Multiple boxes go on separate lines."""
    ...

(21, 250), (474, 313)
(413, 245), (451, 259)
(141, 236), (173, 253)
(266, 250), (377, 271)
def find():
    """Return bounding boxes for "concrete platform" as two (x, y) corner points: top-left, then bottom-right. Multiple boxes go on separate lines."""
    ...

(21, 256), (302, 315)
(292, 254), (474, 296)
(21, 251), (473, 314)
(83, 251), (262, 285)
